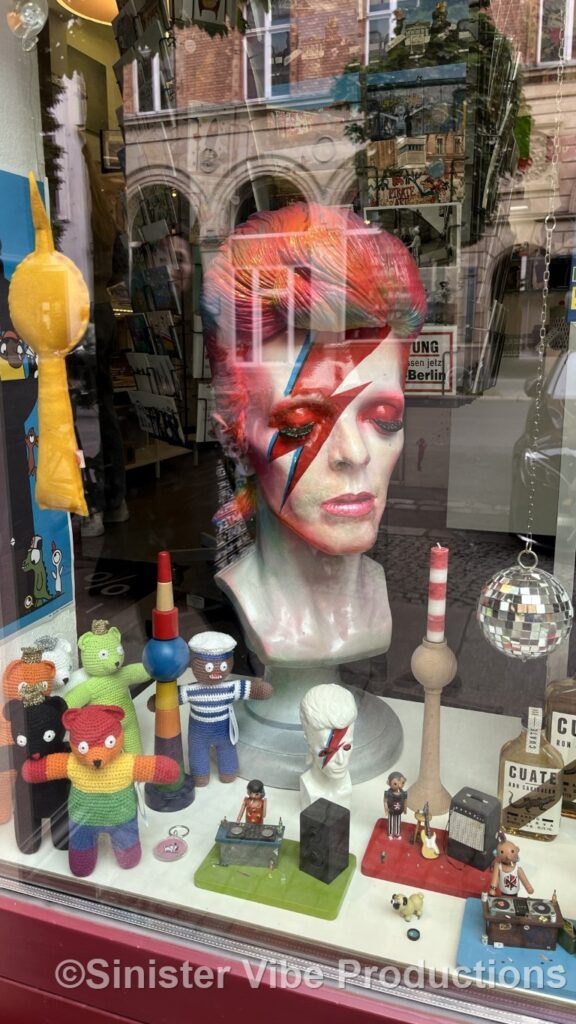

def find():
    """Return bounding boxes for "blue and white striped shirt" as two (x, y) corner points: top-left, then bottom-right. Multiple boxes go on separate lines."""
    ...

(178, 679), (252, 724)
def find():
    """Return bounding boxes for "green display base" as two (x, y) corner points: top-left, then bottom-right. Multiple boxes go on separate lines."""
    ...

(194, 839), (356, 920)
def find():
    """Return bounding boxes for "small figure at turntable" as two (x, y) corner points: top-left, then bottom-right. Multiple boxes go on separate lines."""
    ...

(237, 779), (267, 825)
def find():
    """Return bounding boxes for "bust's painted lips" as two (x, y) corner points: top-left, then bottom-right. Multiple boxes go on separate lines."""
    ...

(321, 492), (375, 517)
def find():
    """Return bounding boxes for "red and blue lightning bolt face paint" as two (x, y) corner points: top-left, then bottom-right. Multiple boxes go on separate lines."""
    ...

(243, 326), (408, 556)
(318, 725), (352, 772)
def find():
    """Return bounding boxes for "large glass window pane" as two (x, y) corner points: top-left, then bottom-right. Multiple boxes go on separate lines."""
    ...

(246, 33), (265, 98)
(540, 0), (567, 62)
(368, 15), (392, 62)
(271, 30), (290, 94)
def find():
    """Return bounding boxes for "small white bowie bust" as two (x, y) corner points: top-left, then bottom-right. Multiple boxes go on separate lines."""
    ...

(299, 683), (358, 811)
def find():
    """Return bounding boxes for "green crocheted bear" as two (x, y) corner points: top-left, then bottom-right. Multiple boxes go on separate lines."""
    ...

(64, 620), (149, 754)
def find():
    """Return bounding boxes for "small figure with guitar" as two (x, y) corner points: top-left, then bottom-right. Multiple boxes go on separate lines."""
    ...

(384, 771), (408, 839)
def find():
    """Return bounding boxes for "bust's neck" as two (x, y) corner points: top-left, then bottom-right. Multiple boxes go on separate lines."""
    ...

(254, 497), (365, 594)
(216, 490), (392, 665)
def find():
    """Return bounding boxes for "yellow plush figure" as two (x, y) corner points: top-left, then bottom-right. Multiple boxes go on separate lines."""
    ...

(8, 174), (90, 515)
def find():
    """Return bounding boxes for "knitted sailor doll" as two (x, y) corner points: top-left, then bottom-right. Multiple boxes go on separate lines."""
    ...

(23, 704), (180, 876)
(65, 619), (150, 754)
(179, 631), (272, 785)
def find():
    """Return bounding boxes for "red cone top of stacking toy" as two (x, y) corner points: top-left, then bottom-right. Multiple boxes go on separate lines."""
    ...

(152, 550), (178, 640)
(157, 550), (172, 583)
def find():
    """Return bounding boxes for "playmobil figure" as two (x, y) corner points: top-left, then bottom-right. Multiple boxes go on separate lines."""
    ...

(299, 684), (357, 810)
(488, 832), (534, 897)
(391, 892), (424, 922)
(384, 771), (407, 839)
(22, 705), (180, 877)
(65, 620), (150, 754)
(237, 779), (267, 824)
(178, 631), (273, 786)
(202, 203), (426, 675)
(0, 688), (69, 853)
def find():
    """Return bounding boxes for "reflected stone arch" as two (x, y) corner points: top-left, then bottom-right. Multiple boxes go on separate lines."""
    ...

(326, 164), (361, 211)
(233, 174), (309, 227)
(127, 172), (203, 238)
(205, 157), (320, 235)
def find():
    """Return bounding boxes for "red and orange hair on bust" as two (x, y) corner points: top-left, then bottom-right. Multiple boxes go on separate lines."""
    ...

(201, 202), (426, 523)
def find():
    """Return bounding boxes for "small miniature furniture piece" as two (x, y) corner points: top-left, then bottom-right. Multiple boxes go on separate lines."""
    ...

(483, 895), (563, 951)
(215, 818), (285, 868)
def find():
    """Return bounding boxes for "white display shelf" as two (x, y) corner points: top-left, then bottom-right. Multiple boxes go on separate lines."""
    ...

(0, 693), (574, 999)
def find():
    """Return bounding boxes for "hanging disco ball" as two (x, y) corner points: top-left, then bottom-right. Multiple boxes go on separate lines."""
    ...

(477, 553), (573, 660)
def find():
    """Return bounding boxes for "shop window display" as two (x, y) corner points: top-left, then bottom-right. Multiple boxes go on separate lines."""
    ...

(2, 1), (576, 1022)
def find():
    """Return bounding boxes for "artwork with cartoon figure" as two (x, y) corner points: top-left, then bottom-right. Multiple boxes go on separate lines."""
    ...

(201, 202), (425, 786)
(0, 171), (72, 637)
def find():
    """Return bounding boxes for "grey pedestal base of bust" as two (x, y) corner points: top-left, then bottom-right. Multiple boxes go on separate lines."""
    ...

(234, 689), (403, 790)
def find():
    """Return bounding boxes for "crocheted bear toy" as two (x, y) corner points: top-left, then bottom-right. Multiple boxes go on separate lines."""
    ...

(65, 620), (150, 754)
(33, 635), (74, 688)
(23, 704), (180, 877)
(0, 647), (56, 824)
(0, 688), (69, 853)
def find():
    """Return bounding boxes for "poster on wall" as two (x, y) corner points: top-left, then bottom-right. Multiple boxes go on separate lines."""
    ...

(406, 324), (457, 396)
(0, 169), (74, 640)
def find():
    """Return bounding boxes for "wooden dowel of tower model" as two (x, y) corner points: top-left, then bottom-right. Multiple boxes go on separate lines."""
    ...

(407, 545), (456, 817)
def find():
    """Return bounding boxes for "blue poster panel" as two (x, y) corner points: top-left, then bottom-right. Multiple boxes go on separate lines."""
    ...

(0, 169), (73, 639)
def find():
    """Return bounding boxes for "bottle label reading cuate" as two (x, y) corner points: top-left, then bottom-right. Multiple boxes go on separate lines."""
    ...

(502, 760), (562, 836)
(550, 711), (576, 802)
(525, 707), (542, 755)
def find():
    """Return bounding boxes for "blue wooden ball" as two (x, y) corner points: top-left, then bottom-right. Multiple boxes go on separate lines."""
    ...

(143, 636), (190, 681)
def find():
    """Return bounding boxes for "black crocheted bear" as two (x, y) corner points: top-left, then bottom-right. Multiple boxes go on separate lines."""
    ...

(0, 694), (70, 853)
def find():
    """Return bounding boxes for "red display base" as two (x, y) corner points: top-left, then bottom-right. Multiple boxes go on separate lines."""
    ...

(361, 819), (493, 899)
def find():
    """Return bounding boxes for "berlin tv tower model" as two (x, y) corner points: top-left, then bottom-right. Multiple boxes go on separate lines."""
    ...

(143, 551), (195, 811)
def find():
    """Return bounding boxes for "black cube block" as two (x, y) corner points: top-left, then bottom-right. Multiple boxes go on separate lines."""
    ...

(299, 798), (350, 885)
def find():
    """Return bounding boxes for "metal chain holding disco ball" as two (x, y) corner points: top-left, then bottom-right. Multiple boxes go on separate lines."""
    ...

(478, 28), (574, 661)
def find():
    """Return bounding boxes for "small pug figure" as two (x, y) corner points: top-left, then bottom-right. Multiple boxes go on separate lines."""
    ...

(391, 892), (424, 922)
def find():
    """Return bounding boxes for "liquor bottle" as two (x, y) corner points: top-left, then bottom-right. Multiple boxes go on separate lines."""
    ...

(497, 706), (564, 841)
(545, 677), (576, 819)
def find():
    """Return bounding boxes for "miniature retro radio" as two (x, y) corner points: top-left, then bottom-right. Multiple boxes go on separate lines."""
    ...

(447, 788), (501, 870)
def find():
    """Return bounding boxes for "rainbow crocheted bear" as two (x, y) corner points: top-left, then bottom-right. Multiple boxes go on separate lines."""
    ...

(23, 704), (179, 876)
(65, 620), (149, 754)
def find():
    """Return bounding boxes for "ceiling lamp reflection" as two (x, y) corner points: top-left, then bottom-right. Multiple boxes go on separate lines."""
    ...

(57, 0), (118, 25)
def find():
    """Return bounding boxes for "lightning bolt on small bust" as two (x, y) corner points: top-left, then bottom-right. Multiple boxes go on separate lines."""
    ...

(299, 683), (358, 811)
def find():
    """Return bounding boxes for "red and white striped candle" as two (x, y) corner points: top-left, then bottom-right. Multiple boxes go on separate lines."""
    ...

(426, 543), (449, 643)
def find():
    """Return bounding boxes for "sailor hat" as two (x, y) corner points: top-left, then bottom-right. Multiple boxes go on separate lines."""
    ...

(188, 631), (237, 658)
